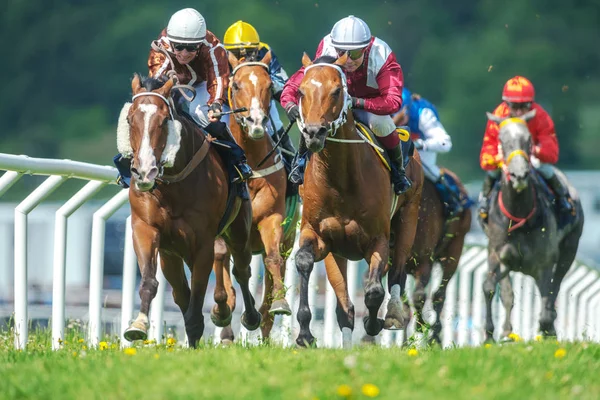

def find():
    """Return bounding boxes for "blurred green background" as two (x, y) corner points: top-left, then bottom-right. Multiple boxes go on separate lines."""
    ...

(2, 0), (599, 186)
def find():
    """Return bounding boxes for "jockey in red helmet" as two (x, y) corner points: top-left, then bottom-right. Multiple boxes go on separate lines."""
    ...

(478, 76), (573, 220)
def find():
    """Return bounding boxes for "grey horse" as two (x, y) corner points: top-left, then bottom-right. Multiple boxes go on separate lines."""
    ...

(481, 110), (584, 342)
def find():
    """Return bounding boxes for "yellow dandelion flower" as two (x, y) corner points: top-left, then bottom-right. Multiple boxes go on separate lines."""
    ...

(167, 347), (174, 352)
(292, 350), (298, 355)
(99, 341), (109, 351)
(407, 348), (418, 357)
(484, 343), (492, 349)
(72, 351), (78, 357)
(554, 348), (567, 359)
(508, 333), (521, 342)
(154, 354), (160, 359)
(167, 337), (176, 346)
(78, 338), (85, 343)
(534, 335), (542, 342)
(82, 345), (87, 350)
(362, 383), (380, 397)
(337, 384), (352, 397)
(124, 347), (137, 356)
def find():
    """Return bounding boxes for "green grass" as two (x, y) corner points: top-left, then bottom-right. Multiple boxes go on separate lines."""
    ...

(1, 329), (599, 400)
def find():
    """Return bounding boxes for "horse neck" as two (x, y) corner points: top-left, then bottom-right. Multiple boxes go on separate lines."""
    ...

(170, 118), (206, 172)
(499, 173), (536, 219)
(310, 117), (362, 189)
(229, 119), (272, 167)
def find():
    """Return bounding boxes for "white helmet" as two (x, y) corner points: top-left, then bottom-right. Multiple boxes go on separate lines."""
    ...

(330, 15), (372, 50)
(166, 8), (206, 44)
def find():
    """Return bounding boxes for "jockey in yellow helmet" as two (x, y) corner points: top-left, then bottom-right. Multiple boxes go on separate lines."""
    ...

(223, 21), (296, 168)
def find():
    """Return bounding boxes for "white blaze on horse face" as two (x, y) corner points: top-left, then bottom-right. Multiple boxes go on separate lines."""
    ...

(310, 78), (323, 88)
(138, 104), (158, 175)
(249, 71), (258, 88)
(248, 96), (266, 139)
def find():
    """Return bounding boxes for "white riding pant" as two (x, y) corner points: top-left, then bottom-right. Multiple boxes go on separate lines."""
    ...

(181, 81), (230, 127)
(353, 110), (396, 137)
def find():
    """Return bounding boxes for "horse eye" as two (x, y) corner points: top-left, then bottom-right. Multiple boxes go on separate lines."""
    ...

(332, 88), (341, 97)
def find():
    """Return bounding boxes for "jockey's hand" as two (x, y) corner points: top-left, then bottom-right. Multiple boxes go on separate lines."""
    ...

(351, 97), (364, 109)
(285, 102), (300, 122)
(534, 145), (541, 156)
(208, 102), (222, 122)
(414, 139), (425, 150)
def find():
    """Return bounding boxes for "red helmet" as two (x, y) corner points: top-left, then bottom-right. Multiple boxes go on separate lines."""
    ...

(502, 76), (535, 102)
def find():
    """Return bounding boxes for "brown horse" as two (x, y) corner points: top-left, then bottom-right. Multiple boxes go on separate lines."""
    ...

(409, 169), (472, 344)
(211, 51), (301, 343)
(294, 54), (424, 347)
(120, 74), (261, 347)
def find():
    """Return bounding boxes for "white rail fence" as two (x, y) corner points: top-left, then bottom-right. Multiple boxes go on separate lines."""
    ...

(1, 153), (599, 350)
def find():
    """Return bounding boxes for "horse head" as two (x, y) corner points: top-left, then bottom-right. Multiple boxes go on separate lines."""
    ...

(118, 74), (182, 192)
(297, 53), (352, 153)
(486, 109), (536, 192)
(228, 51), (273, 139)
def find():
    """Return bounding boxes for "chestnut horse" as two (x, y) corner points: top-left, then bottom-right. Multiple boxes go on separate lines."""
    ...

(211, 51), (301, 342)
(409, 169), (472, 344)
(119, 74), (261, 347)
(294, 54), (424, 347)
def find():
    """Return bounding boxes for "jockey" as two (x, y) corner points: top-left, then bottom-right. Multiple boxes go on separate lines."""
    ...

(279, 15), (412, 195)
(396, 88), (464, 215)
(114, 8), (252, 188)
(478, 75), (574, 220)
(223, 20), (296, 168)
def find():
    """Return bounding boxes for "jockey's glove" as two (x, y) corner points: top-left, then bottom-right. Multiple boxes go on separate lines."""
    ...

(351, 97), (365, 109)
(209, 102), (223, 115)
(284, 102), (300, 122)
(414, 139), (425, 150)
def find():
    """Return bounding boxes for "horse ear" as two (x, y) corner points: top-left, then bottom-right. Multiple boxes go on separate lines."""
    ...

(131, 74), (142, 95)
(260, 50), (272, 65)
(486, 112), (503, 124)
(522, 108), (537, 121)
(228, 51), (240, 69)
(301, 52), (313, 67)
(335, 53), (349, 67)
(157, 77), (175, 97)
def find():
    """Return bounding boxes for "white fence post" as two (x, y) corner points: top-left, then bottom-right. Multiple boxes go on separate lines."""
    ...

(14, 175), (66, 349)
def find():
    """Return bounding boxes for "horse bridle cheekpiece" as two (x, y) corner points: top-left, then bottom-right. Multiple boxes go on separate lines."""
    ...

(228, 62), (271, 129)
(498, 117), (530, 171)
(297, 63), (352, 137)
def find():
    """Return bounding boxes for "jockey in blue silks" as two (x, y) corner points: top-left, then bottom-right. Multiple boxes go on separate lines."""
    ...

(396, 88), (469, 216)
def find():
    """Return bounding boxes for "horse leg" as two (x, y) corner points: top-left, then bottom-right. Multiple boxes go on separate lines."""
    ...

(430, 243), (461, 345)
(124, 221), (160, 342)
(483, 254), (501, 343)
(385, 198), (420, 330)
(259, 268), (275, 339)
(324, 253), (355, 349)
(184, 245), (214, 348)
(259, 216), (291, 316)
(412, 258), (432, 335)
(295, 228), (324, 347)
(211, 238), (233, 328)
(498, 270), (515, 341)
(220, 258), (237, 345)
(158, 250), (190, 314)
(363, 237), (389, 336)
(539, 248), (574, 337)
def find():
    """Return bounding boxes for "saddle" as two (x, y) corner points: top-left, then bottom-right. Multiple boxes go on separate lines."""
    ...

(355, 122), (414, 170)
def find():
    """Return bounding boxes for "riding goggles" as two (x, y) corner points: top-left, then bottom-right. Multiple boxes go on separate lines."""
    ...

(506, 102), (532, 111)
(335, 47), (366, 60)
(172, 43), (201, 52)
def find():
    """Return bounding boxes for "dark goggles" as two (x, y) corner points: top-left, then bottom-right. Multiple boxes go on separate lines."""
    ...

(172, 43), (200, 52)
(335, 47), (366, 60)
(507, 102), (532, 111)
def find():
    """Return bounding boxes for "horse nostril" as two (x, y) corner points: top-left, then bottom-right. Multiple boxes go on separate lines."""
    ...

(146, 167), (159, 182)
(246, 116), (254, 123)
(131, 167), (140, 178)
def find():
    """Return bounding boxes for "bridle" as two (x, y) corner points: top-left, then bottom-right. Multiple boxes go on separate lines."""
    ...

(228, 61), (272, 130)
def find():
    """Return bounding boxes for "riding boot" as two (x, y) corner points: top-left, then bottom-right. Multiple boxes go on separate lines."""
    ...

(478, 174), (497, 221)
(545, 174), (574, 216)
(273, 127), (296, 168)
(434, 175), (463, 217)
(113, 154), (132, 189)
(289, 134), (309, 185)
(205, 121), (253, 182)
(387, 142), (412, 195)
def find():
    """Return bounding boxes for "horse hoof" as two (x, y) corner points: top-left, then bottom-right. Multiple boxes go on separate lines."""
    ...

(383, 316), (405, 331)
(241, 311), (262, 331)
(269, 299), (292, 316)
(123, 323), (148, 342)
(363, 316), (384, 336)
(296, 335), (316, 348)
(361, 334), (377, 345)
(219, 338), (234, 347)
(364, 284), (385, 308)
(210, 304), (232, 327)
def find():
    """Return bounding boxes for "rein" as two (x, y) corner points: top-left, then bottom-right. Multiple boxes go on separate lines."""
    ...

(132, 91), (210, 184)
(497, 185), (537, 233)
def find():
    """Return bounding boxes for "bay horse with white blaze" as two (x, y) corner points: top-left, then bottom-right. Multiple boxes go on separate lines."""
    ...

(119, 74), (261, 347)
(211, 51), (301, 342)
(482, 111), (583, 342)
(294, 54), (424, 347)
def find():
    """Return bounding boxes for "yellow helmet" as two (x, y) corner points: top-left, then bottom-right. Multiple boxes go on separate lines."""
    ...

(223, 20), (260, 50)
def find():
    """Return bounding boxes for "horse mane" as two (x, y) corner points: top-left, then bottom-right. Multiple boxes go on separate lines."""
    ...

(313, 55), (337, 64)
